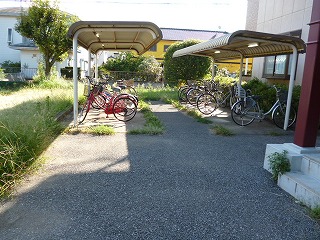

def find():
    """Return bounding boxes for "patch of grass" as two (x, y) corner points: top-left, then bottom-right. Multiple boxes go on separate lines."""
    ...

(211, 125), (234, 136)
(137, 85), (178, 102)
(0, 85), (74, 197)
(128, 101), (165, 135)
(310, 206), (320, 221)
(82, 125), (115, 135)
(170, 100), (212, 124)
(268, 131), (285, 136)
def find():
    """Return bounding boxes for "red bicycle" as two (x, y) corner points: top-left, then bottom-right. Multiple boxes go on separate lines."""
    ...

(78, 77), (138, 124)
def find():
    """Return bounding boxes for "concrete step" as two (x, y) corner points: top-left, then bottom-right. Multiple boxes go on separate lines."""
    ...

(302, 154), (320, 181)
(278, 171), (320, 208)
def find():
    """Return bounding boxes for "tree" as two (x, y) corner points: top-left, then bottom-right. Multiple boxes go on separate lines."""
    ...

(99, 52), (162, 81)
(163, 39), (211, 86)
(15, 0), (78, 77)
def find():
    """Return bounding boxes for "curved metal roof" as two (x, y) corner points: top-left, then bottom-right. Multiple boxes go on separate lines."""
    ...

(173, 30), (306, 60)
(68, 21), (163, 55)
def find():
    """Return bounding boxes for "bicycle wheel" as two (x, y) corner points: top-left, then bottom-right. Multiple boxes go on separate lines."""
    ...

(186, 87), (202, 105)
(113, 96), (137, 122)
(91, 94), (106, 109)
(229, 94), (237, 108)
(196, 93), (218, 115)
(178, 86), (189, 102)
(78, 100), (90, 124)
(272, 103), (297, 129)
(231, 99), (258, 126)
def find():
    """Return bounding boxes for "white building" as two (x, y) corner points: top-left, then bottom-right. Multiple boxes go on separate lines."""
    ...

(0, 7), (88, 80)
(246, 0), (314, 85)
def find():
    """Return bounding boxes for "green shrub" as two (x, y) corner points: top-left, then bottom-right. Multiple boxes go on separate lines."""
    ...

(268, 150), (290, 181)
(163, 39), (211, 86)
(0, 61), (21, 73)
(243, 78), (301, 114)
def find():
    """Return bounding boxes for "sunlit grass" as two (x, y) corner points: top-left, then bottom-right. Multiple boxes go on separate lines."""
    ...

(0, 83), (74, 197)
(69, 125), (115, 135)
(128, 100), (165, 135)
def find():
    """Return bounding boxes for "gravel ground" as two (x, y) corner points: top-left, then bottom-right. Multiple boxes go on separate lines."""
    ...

(0, 102), (319, 240)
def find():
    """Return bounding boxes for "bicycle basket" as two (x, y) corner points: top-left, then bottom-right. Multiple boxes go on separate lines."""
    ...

(245, 97), (255, 108)
(83, 84), (90, 96)
(278, 90), (288, 103)
(235, 85), (246, 98)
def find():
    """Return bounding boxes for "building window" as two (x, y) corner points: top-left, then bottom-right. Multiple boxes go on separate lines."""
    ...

(263, 54), (291, 79)
(7, 28), (13, 44)
(164, 45), (170, 52)
(262, 30), (301, 79)
(149, 44), (157, 52)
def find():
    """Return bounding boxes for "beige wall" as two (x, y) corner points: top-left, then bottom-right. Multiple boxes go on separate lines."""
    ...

(249, 0), (314, 85)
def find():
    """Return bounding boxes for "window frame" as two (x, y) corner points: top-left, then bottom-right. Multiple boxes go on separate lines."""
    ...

(262, 54), (291, 79)
(163, 45), (170, 52)
(149, 44), (157, 52)
(262, 30), (301, 80)
(7, 28), (13, 44)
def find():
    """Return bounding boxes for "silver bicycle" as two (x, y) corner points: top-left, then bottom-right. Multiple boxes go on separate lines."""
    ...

(231, 85), (297, 128)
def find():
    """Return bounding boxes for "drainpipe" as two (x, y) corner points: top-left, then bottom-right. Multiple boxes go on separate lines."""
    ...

(294, 0), (320, 147)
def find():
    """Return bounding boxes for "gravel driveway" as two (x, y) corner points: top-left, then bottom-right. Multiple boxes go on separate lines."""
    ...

(0, 102), (319, 239)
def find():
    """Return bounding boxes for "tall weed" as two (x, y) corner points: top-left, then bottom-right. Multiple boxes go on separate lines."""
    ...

(0, 87), (73, 196)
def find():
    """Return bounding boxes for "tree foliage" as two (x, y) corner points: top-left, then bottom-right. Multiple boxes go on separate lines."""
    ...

(99, 52), (162, 77)
(15, 0), (79, 77)
(163, 39), (211, 86)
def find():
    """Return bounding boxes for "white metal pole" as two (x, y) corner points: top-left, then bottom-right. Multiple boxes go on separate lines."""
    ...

(88, 49), (91, 77)
(245, 58), (249, 75)
(284, 46), (298, 130)
(238, 54), (244, 97)
(211, 57), (215, 80)
(95, 54), (98, 80)
(73, 32), (79, 127)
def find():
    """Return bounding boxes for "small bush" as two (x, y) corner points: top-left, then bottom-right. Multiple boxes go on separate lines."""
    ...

(268, 150), (290, 181)
(163, 39), (211, 86)
(243, 78), (301, 114)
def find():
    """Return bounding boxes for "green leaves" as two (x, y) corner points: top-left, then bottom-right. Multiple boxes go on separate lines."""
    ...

(15, 0), (79, 76)
(268, 150), (291, 181)
(163, 40), (211, 86)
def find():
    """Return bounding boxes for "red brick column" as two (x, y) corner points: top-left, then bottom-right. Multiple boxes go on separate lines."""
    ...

(294, 0), (320, 147)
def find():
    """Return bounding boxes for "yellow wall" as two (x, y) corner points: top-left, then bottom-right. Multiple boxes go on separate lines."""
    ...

(143, 40), (176, 62)
(143, 40), (253, 76)
(216, 58), (253, 75)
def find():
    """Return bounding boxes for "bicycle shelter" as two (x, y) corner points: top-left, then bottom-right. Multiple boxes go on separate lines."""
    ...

(172, 30), (306, 130)
(68, 21), (163, 126)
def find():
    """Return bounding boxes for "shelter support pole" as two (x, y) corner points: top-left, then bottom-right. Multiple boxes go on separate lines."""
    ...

(72, 32), (79, 127)
(284, 46), (298, 130)
(95, 54), (98, 79)
(238, 54), (244, 95)
(88, 49), (91, 77)
(294, 1), (320, 147)
(211, 57), (215, 80)
(245, 58), (249, 75)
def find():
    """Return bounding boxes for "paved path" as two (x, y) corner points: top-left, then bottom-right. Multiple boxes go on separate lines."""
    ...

(0, 102), (319, 239)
